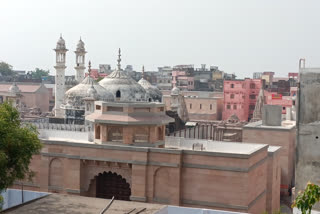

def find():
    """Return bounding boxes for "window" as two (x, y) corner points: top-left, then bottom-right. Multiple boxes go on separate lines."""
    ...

(233, 104), (237, 109)
(210, 104), (212, 110)
(190, 103), (192, 109)
(227, 105), (231, 109)
(230, 94), (235, 99)
(283, 106), (286, 110)
(200, 104), (202, 109)
(231, 84), (234, 88)
(96, 105), (101, 110)
(116, 90), (121, 98)
(168, 80), (170, 83)
(250, 83), (255, 89)
(249, 95), (256, 99)
(249, 105), (255, 110)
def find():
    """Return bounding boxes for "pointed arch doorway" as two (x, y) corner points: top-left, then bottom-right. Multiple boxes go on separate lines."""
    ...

(96, 171), (131, 201)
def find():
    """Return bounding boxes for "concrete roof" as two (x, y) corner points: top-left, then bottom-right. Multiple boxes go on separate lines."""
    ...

(165, 137), (268, 158)
(243, 120), (296, 131)
(3, 194), (166, 214)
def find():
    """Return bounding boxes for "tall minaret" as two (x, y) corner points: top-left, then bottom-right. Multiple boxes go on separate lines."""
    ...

(74, 37), (86, 82)
(54, 35), (68, 118)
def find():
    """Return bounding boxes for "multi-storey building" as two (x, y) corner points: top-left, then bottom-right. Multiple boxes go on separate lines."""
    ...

(172, 65), (194, 91)
(156, 66), (172, 90)
(223, 79), (263, 121)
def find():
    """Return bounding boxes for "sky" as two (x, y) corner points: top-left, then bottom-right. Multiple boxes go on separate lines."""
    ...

(0, 0), (320, 78)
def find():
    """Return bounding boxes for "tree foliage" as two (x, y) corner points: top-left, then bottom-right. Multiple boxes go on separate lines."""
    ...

(292, 182), (320, 214)
(29, 68), (49, 79)
(0, 102), (42, 193)
(0, 61), (15, 77)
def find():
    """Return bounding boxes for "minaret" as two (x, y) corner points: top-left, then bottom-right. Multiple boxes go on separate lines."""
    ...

(54, 34), (68, 118)
(74, 37), (87, 82)
(142, 65), (145, 79)
(117, 48), (121, 70)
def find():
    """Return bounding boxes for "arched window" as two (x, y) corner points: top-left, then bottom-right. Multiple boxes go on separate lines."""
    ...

(148, 98), (152, 102)
(116, 90), (121, 98)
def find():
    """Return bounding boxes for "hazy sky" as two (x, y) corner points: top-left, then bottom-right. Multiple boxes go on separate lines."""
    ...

(1, 0), (320, 78)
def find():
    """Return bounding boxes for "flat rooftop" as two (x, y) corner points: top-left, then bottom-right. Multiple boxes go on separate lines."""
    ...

(244, 120), (296, 131)
(2, 194), (166, 214)
(165, 136), (268, 157)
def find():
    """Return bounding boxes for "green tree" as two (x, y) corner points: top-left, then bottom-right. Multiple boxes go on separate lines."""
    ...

(292, 182), (320, 214)
(0, 102), (42, 209)
(30, 68), (49, 79)
(0, 61), (15, 77)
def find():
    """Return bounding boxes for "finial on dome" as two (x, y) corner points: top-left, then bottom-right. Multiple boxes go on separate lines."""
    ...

(80, 36), (82, 41)
(117, 48), (121, 70)
(142, 65), (145, 79)
(60, 33), (62, 38)
(88, 61), (91, 74)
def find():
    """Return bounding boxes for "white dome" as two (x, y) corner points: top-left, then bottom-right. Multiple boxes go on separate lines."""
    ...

(56, 36), (66, 50)
(171, 87), (180, 95)
(86, 84), (98, 99)
(76, 38), (85, 52)
(64, 76), (114, 109)
(138, 78), (162, 102)
(99, 69), (147, 102)
(9, 82), (20, 93)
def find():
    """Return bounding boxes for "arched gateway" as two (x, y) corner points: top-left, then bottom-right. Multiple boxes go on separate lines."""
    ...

(96, 171), (131, 201)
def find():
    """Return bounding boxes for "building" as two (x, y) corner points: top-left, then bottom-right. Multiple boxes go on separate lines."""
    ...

(85, 68), (108, 80)
(0, 82), (50, 113)
(163, 90), (224, 121)
(156, 66), (173, 90)
(15, 126), (281, 214)
(171, 65), (194, 91)
(253, 72), (263, 79)
(193, 64), (213, 91)
(243, 105), (296, 196)
(223, 79), (263, 122)
(295, 59), (320, 212)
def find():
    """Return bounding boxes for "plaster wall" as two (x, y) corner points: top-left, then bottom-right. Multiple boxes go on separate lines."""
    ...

(296, 68), (320, 211)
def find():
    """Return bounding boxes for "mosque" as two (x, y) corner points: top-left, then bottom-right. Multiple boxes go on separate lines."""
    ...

(53, 35), (162, 124)
(14, 36), (282, 214)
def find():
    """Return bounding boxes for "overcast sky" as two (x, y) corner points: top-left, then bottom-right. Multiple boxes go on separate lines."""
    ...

(1, 0), (320, 78)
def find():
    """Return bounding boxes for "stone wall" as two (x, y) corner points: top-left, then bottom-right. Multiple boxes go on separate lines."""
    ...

(16, 139), (279, 214)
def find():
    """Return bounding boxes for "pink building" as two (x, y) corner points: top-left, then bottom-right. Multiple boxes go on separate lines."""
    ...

(264, 87), (296, 115)
(223, 79), (262, 121)
(85, 69), (108, 80)
(172, 65), (194, 91)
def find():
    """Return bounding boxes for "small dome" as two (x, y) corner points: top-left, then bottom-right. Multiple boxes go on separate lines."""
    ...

(171, 87), (180, 95)
(138, 78), (162, 102)
(9, 82), (20, 93)
(76, 38), (85, 52)
(63, 76), (114, 109)
(99, 49), (147, 102)
(56, 35), (66, 50)
(99, 70), (147, 102)
(86, 84), (98, 99)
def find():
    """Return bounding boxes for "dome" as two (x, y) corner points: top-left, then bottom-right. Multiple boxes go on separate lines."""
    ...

(87, 84), (98, 99)
(63, 76), (114, 109)
(76, 38), (85, 52)
(99, 49), (147, 102)
(9, 82), (20, 93)
(99, 69), (147, 102)
(171, 86), (180, 95)
(138, 78), (162, 102)
(56, 35), (66, 50)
